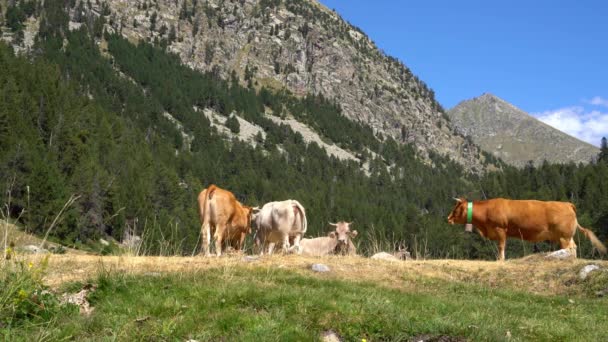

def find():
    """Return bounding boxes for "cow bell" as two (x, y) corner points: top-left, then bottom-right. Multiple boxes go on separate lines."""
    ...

(464, 224), (473, 233)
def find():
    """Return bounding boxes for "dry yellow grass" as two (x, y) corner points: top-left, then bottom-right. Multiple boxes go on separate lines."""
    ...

(28, 252), (607, 296)
(1, 220), (87, 255)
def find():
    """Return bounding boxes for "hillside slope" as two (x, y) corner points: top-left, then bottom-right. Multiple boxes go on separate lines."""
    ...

(77, 0), (491, 171)
(448, 93), (599, 167)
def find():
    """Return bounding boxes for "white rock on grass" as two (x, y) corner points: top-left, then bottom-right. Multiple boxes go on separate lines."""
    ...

(371, 252), (400, 262)
(21, 245), (49, 254)
(545, 249), (574, 259)
(579, 265), (601, 280)
(311, 263), (330, 272)
(321, 330), (341, 342)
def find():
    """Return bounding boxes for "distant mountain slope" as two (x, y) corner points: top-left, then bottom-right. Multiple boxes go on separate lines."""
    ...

(448, 94), (599, 167)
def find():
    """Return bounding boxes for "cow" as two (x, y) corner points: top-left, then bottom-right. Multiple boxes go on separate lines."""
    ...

(253, 200), (307, 255)
(300, 222), (358, 256)
(197, 185), (254, 256)
(447, 197), (607, 261)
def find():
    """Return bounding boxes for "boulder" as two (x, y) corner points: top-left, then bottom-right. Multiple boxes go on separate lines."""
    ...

(579, 265), (601, 280)
(20, 245), (49, 254)
(311, 263), (330, 272)
(371, 252), (400, 262)
(545, 249), (574, 259)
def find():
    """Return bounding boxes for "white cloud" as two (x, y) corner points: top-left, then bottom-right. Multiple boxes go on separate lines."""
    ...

(586, 96), (608, 107)
(533, 106), (608, 147)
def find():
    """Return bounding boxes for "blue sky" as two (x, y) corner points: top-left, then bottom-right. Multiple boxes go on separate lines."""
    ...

(319, 0), (608, 146)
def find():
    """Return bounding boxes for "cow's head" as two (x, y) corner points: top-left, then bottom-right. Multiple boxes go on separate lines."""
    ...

(250, 206), (261, 223)
(329, 221), (358, 254)
(447, 197), (468, 225)
(242, 206), (257, 231)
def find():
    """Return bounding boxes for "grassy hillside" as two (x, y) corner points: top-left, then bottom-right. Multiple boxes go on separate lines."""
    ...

(3, 254), (608, 341)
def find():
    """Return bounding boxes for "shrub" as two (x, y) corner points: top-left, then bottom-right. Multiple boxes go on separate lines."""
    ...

(0, 256), (61, 327)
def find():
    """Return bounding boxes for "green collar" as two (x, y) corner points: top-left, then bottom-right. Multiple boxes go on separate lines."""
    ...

(466, 202), (473, 224)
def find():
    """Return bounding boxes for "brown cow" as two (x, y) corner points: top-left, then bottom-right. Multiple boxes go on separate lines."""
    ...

(300, 222), (358, 256)
(447, 197), (607, 261)
(198, 185), (254, 256)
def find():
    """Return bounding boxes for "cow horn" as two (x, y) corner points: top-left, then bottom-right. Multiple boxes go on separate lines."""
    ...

(328, 222), (337, 226)
(252, 206), (260, 212)
(347, 221), (354, 225)
(453, 197), (462, 203)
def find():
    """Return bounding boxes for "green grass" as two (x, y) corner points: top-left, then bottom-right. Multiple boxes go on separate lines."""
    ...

(3, 265), (608, 341)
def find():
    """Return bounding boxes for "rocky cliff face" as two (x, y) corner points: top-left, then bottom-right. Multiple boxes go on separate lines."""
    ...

(93, 0), (492, 172)
(2, 0), (492, 172)
(448, 93), (599, 167)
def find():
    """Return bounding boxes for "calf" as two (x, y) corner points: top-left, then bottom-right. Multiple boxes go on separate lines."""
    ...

(300, 222), (358, 256)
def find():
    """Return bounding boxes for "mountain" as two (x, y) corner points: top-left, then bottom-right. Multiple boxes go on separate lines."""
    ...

(448, 93), (599, 167)
(53, 0), (495, 172)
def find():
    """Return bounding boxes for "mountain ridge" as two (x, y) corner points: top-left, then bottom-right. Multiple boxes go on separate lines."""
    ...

(89, 0), (494, 172)
(448, 93), (599, 167)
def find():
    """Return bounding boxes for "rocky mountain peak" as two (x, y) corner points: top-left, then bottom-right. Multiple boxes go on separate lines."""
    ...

(448, 94), (599, 167)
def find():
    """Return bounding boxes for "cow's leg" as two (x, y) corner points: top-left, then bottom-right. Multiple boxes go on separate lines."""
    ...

(281, 233), (290, 254)
(267, 242), (276, 255)
(201, 222), (211, 256)
(214, 225), (225, 257)
(496, 229), (507, 261)
(291, 234), (302, 254)
(238, 233), (246, 252)
(559, 237), (577, 257)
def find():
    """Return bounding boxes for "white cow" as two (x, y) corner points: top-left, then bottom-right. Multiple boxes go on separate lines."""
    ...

(253, 200), (307, 255)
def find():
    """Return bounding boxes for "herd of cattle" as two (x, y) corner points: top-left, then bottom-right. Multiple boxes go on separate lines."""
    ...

(197, 185), (607, 260)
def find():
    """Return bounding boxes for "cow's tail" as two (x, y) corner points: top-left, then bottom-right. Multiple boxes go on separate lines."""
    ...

(577, 223), (607, 254)
(293, 200), (307, 234)
(202, 185), (217, 224)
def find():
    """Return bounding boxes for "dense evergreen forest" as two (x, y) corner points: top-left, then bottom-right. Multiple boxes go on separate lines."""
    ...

(1, 0), (607, 259)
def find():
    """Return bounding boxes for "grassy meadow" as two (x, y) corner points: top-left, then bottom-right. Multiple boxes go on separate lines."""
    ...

(2, 252), (608, 341)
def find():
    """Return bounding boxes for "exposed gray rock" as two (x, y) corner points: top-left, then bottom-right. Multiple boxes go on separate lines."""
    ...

(545, 249), (575, 259)
(371, 252), (400, 262)
(20, 245), (49, 254)
(579, 265), (601, 280)
(242, 255), (260, 262)
(321, 330), (341, 342)
(311, 263), (330, 272)
(61, 284), (97, 316)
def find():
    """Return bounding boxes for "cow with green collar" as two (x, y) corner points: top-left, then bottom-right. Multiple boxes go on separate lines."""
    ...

(447, 197), (606, 261)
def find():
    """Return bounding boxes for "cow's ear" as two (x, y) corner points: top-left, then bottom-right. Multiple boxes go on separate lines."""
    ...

(329, 232), (337, 239)
(350, 230), (358, 238)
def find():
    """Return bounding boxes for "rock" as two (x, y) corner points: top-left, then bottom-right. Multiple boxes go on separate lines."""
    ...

(321, 330), (341, 342)
(99, 238), (110, 246)
(20, 245), (49, 254)
(61, 284), (97, 316)
(371, 252), (400, 262)
(242, 256), (259, 262)
(311, 263), (330, 272)
(545, 249), (574, 259)
(144, 272), (162, 277)
(579, 265), (601, 280)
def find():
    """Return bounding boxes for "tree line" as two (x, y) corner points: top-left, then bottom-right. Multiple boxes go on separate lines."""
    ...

(1, 0), (607, 259)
